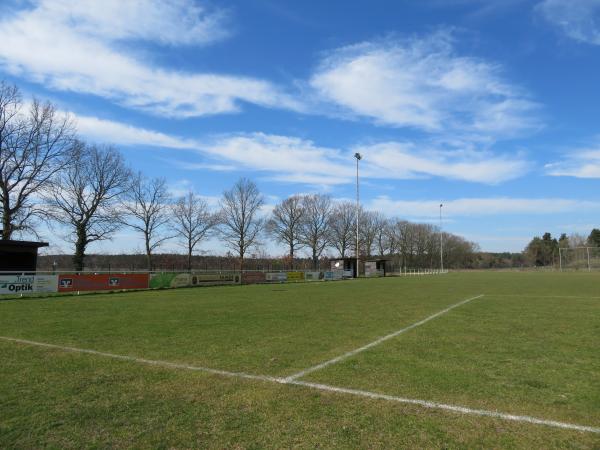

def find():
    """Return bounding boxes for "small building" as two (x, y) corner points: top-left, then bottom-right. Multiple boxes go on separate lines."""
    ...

(330, 257), (357, 278)
(0, 239), (49, 272)
(364, 258), (390, 277)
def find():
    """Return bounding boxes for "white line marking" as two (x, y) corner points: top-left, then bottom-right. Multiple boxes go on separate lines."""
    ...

(1, 335), (599, 434)
(485, 294), (600, 299)
(0, 336), (281, 383)
(283, 294), (485, 382)
(288, 380), (600, 434)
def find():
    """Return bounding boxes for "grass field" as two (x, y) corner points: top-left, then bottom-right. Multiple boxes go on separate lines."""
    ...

(1, 272), (599, 448)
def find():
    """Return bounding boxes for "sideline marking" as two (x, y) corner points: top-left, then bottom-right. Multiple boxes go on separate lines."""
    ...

(0, 336), (281, 383)
(283, 294), (485, 382)
(1, 335), (599, 434)
(288, 380), (600, 434)
(485, 294), (600, 299)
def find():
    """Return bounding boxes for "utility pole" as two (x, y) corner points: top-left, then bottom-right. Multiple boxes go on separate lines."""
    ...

(439, 203), (444, 272)
(354, 152), (362, 278)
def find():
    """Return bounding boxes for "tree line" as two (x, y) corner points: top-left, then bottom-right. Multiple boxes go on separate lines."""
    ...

(525, 230), (600, 267)
(1, 81), (478, 271)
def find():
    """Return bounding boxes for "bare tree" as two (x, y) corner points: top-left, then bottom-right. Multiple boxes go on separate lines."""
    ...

(359, 210), (383, 258)
(384, 218), (401, 256)
(171, 191), (218, 271)
(391, 219), (413, 269)
(48, 143), (130, 271)
(569, 233), (587, 248)
(266, 195), (305, 269)
(374, 215), (391, 256)
(328, 201), (355, 258)
(218, 178), (264, 271)
(0, 82), (75, 239)
(299, 194), (332, 269)
(122, 173), (172, 270)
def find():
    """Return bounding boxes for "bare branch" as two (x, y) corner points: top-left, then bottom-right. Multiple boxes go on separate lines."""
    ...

(328, 201), (355, 258)
(266, 194), (305, 268)
(121, 173), (172, 269)
(46, 143), (130, 270)
(171, 191), (218, 271)
(0, 81), (75, 239)
(298, 194), (332, 269)
(218, 178), (264, 271)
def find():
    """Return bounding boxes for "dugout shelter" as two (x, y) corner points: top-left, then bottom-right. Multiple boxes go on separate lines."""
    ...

(365, 258), (390, 277)
(330, 257), (357, 278)
(0, 239), (48, 272)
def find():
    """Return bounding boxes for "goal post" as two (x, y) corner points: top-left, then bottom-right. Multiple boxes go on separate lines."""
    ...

(558, 247), (600, 271)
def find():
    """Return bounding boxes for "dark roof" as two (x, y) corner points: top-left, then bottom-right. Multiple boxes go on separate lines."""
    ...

(0, 239), (49, 248)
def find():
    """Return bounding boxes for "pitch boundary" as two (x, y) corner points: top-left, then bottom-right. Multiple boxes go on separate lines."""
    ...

(283, 294), (484, 382)
(485, 294), (600, 299)
(1, 335), (599, 434)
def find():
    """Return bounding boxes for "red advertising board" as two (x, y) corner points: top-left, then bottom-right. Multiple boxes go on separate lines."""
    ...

(241, 272), (266, 285)
(58, 274), (149, 292)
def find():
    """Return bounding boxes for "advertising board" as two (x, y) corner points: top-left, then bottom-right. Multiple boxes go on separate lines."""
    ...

(0, 274), (58, 294)
(58, 273), (149, 292)
(304, 271), (322, 281)
(241, 272), (266, 284)
(149, 272), (240, 289)
(286, 271), (305, 282)
(266, 272), (287, 282)
(323, 271), (343, 280)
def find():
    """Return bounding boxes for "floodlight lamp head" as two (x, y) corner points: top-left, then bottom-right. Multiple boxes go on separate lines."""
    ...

(354, 152), (362, 160)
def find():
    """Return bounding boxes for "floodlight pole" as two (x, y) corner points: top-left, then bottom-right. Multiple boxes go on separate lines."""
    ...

(355, 152), (362, 278)
(439, 203), (444, 273)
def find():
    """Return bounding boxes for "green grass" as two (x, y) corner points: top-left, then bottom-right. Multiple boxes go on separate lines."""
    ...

(1, 272), (599, 448)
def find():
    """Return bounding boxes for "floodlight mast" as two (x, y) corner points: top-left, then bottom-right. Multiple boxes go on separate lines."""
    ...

(439, 203), (444, 272)
(355, 152), (362, 278)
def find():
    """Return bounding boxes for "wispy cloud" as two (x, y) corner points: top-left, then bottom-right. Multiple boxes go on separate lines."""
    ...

(536, 0), (600, 45)
(74, 113), (530, 185)
(357, 141), (529, 184)
(0, 0), (300, 117)
(310, 31), (541, 136)
(199, 133), (353, 185)
(545, 139), (600, 178)
(76, 115), (197, 149)
(37, 0), (230, 46)
(369, 196), (600, 219)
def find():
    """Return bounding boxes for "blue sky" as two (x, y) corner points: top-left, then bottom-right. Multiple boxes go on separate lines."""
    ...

(1, 0), (600, 255)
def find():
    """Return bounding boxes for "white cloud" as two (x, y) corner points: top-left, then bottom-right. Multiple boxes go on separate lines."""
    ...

(0, 0), (300, 117)
(200, 133), (354, 185)
(357, 142), (528, 184)
(73, 113), (530, 185)
(545, 140), (600, 178)
(76, 115), (197, 149)
(166, 179), (221, 206)
(310, 31), (540, 136)
(369, 196), (600, 219)
(536, 0), (600, 45)
(37, 0), (229, 46)
(197, 133), (530, 185)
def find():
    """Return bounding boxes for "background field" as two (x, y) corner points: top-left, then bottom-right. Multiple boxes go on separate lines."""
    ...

(1, 272), (599, 448)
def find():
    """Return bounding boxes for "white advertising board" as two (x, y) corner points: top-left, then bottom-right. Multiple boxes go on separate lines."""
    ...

(304, 271), (321, 281)
(266, 272), (287, 282)
(0, 274), (58, 294)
